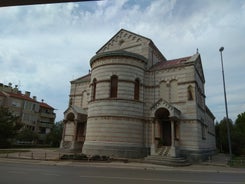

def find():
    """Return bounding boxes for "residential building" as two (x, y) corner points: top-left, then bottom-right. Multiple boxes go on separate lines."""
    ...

(38, 100), (56, 142)
(60, 29), (216, 162)
(0, 83), (56, 143)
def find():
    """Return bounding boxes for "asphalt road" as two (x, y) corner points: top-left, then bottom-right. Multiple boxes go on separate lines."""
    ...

(0, 160), (245, 184)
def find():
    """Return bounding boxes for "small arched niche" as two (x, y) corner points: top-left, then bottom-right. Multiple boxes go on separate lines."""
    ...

(67, 112), (75, 121)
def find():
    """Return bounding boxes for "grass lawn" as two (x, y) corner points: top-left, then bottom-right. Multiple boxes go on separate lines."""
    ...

(230, 156), (245, 168)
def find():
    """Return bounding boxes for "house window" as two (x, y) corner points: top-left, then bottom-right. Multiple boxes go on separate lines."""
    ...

(92, 78), (97, 101)
(134, 79), (140, 100)
(82, 91), (88, 108)
(110, 75), (118, 98)
(160, 81), (168, 101)
(12, 101), (20, 107)
(170, 80), (178, 102)
(188, 85), (193, 101)
(32, 104), (35, 111)
(201, 123), (206, 140)
(174, 121), (180, 140)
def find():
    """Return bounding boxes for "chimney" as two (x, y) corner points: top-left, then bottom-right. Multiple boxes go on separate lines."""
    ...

(13, 85), (18, 93)
(25, 91), (30, 97)
(33, 96), (37, 101)
(41, 99), (44, 103)
(3, 84), (11, 92)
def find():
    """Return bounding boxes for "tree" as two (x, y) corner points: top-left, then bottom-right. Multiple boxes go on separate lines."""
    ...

(46, 121), (63, 147)
(216, 112), (245, 156)
(215, 121), (221, 151)
(232, 112), (245, 155)
(234, 112), (245, 134)
(0, 107), (22, 148)
(16, 128), (39, 143)
(215, 118), (233, 153)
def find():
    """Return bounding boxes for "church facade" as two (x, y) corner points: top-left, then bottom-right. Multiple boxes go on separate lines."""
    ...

(60, 29), (216, 161)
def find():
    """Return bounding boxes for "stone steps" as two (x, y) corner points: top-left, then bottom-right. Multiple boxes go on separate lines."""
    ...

(144, 155), (191, 167)
(156, 146), (171, 156)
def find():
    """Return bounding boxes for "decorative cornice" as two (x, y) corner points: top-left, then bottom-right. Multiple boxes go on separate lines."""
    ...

(90, 50), (148, 67)
(91, 61), (145, 71)
(150, 98), (181, 118)
(89, 97), (143, 104)
(87, 115), (145, 122)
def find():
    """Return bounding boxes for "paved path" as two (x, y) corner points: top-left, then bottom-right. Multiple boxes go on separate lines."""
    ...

(1, 159), (245, 184)
(0, 148), (65, 160)
(1, 148), (244, 174)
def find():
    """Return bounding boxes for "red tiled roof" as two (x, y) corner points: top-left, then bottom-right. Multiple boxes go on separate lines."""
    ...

(39, 102), (54, 110)
(0, 91), (5, 96)
(7, 92), (37, 102)
(150, 56), (191, 70)
(2, 91), (55, 109)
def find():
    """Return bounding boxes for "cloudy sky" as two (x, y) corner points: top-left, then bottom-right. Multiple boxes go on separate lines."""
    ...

(0, 0), (244, 122)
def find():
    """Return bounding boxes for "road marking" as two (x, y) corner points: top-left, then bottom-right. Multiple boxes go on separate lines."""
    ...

(43, 173), (60, 176)
(8, 171), (28, 175)
(79, 175), (244, 184)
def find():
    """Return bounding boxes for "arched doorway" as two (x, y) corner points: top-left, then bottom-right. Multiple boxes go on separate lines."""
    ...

(155, 108), (171, 146)
(61, 111), (87, 151)
(76, 114), (87, 143)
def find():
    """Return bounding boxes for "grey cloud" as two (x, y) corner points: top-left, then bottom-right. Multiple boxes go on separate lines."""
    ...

(0, 0), (244, 122)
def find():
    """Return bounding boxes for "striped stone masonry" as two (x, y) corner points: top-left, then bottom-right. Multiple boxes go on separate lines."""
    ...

(61, 29), (216, 162)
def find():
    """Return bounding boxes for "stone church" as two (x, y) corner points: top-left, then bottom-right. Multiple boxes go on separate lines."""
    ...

(60, 29), (216, 161)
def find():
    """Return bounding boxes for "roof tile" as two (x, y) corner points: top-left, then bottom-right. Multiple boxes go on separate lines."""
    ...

(39, 102), (54, 110)
(7, 92), (37, 102)
(2, 91), (55, 110)
(150, 56), (191, 70)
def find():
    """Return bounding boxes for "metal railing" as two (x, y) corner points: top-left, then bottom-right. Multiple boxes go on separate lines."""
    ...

(0, 151), (62, 161)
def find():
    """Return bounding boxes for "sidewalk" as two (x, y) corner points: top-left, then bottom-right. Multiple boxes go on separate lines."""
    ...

(1, 157), (245, 174)
(1, 148), (245, 173)
(0, 148), (63, 160)
(201, 153), (230, 167)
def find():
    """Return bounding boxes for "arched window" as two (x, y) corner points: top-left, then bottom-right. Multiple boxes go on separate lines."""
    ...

(160, 81), (168, 101)
(67, 112), (75, 121)
(92, 78), (97, 101)
(110, 75), (118, 98)
(188, 85), (193, 101)
(134, 79), (140, 100)
(69, 97), (72, 106)
(82, 91), (88, 108)
(201, 118), (206, 140)
(170, 80), (178, 102)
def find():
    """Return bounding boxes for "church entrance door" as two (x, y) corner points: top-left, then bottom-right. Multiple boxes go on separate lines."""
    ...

(161, 120), (171, 146)
(155, 108), (171, 146)
(76, 122), (86, 142)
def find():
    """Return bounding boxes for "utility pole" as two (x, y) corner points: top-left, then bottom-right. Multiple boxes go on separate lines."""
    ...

(219, 46), (232, 162)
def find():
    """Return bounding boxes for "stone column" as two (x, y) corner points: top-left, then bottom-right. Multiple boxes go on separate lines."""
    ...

(60, 119), (67, 149)
(150, 119), (156, 155)
(170, 119), (176, 157)
(74, 119), (78, 141)
(71, 119), (77, 150)
(62, 119), (67, 140)
(171, 120), (175, 147)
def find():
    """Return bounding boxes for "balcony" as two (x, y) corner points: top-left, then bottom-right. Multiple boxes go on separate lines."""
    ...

(40, 112), (56, 119)
(38, 122), (54, 128)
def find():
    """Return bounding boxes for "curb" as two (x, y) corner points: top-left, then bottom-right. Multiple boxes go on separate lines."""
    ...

(1, 157), (245, 174)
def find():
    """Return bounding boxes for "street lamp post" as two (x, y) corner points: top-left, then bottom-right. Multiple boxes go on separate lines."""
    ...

(219, 46), (232, 162)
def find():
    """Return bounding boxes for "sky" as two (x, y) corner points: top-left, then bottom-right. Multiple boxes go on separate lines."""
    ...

(0, 0), (244, 122)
